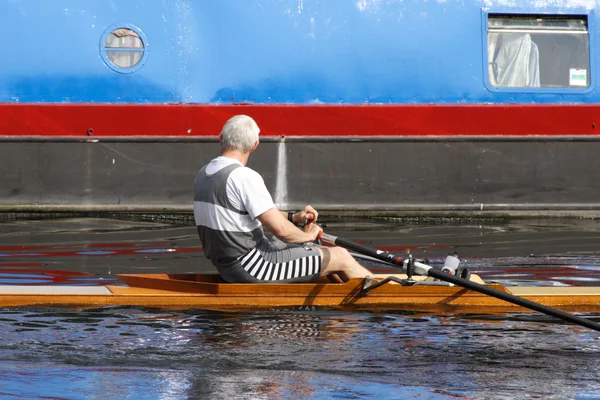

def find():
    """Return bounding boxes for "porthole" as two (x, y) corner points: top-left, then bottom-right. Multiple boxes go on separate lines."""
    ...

(100, 24), (148, 73)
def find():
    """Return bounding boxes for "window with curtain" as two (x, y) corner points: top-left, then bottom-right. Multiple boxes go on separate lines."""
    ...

(487, 14), (590, 88)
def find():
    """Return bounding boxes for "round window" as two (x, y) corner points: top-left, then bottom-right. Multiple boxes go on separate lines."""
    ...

(100, 25), (148, 73)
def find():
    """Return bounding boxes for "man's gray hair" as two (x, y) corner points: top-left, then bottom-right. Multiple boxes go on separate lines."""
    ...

(220, 115), (260, 153)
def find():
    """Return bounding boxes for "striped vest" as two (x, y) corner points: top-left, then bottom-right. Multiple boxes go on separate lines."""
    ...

(193, 163), (267, 270)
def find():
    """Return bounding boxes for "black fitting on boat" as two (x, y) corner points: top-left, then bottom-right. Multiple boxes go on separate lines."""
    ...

(459, 267), (471, 281)
(361, 276), (407, 296)
(403, 253), (417, 286)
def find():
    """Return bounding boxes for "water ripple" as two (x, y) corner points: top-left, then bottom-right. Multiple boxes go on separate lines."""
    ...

(0, 307), (599, 398)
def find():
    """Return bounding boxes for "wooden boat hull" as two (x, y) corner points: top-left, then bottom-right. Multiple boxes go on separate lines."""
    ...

(0, 274), (599, 313)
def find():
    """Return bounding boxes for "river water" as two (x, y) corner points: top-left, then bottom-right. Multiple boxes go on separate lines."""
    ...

(0, 216), (600, 399)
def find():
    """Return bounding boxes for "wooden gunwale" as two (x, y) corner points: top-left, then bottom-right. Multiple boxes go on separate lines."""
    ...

(0, 273), (598, 311)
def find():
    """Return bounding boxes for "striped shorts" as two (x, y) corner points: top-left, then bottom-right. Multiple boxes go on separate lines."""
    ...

(219, 241), (322, 283)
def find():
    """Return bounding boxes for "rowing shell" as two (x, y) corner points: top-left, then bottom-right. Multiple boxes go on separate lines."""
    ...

(0, 273), (599, 313)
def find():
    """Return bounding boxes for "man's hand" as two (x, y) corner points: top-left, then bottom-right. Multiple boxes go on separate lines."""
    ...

(303, 222), (323, 241)
(294, 205), (318, 224)
(260, 208), (320, 244)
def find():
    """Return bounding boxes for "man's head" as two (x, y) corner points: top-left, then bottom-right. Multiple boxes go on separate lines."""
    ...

(220, 115), (260, 153)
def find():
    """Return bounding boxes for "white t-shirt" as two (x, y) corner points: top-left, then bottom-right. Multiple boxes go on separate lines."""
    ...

(205, 156), (276, 220)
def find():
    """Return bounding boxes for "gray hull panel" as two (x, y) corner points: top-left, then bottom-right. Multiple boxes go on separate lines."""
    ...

(1, 141), (599, 215)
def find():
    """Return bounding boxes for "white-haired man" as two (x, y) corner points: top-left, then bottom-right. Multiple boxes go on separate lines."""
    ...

(194, 114), (372, 283)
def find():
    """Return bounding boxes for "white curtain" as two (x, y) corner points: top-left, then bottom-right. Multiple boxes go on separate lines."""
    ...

(488, 32), (540, 87)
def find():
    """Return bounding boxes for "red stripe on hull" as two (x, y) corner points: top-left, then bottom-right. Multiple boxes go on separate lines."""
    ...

(0, 104), (599, 137)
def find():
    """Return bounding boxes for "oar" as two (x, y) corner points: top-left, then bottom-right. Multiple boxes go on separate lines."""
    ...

(318, 232), (600, 332)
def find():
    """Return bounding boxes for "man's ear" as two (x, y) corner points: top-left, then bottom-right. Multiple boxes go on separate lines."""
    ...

(250, 140), (259, 152)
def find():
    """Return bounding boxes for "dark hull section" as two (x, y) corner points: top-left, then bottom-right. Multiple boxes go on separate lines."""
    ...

(2, 140), (599, 216)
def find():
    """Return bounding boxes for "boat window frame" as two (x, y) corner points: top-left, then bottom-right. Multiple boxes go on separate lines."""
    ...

(100, 23), (149, 74)
(481, 9), (595, 94)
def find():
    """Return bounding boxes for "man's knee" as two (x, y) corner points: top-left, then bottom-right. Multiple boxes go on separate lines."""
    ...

(334, 246), (352, 259)
(327, 246), (352, 266)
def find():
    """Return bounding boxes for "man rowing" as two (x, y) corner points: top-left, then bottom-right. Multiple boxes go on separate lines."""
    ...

(193, 114), (373, 283)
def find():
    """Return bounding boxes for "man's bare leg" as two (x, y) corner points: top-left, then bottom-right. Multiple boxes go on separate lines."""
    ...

(318, 247), (372, 281)
(326, 273), (344, 283)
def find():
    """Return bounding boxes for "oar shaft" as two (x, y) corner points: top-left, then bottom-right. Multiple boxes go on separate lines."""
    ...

(322, 232), (600, 332)
(320, 233), (404, 266)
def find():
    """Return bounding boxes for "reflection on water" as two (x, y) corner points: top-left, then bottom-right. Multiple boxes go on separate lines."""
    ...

(0, 269), (118, 286)
(0, 307), (599, 399)
(469, 255), (600, 287)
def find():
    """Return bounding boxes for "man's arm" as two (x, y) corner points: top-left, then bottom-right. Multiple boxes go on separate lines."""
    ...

(280, 205), (319, 225)
(259, 208), (321, 244)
